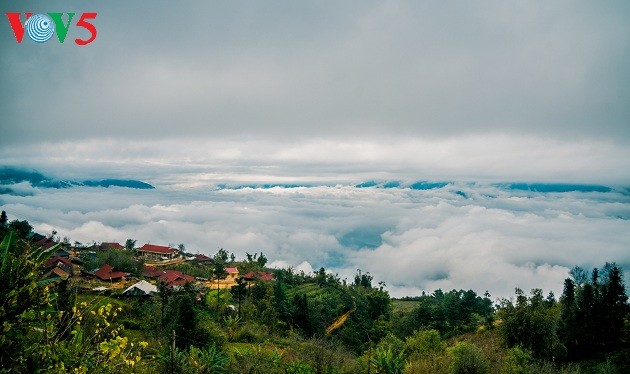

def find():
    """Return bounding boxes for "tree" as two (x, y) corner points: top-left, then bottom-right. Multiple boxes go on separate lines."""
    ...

(559, 263), (629, 359)
(213, 260), (228, 314)
(178, 243), (186, 253)
(124, 238), (136, 250)
(170, 285), (198, 349)
(497, 288), (562, 360)
(557, 278), (578, 359)
(600, 266), (628, 352)
(8, 219), (32, 239)
(231, 277), (248, 319)
(256, 252), (268, 268)
(215, 248), (229, 263)
(0, 210), (7, 228)
(354, 269), (373, 288)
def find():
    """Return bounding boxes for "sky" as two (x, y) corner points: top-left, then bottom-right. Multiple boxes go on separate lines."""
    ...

(1, 1), (629, 298)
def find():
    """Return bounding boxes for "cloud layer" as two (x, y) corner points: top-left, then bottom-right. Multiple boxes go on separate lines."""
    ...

(2, 180), (628, 299)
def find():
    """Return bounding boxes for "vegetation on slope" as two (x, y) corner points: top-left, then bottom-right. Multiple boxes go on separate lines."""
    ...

(0, 213), (628, 373)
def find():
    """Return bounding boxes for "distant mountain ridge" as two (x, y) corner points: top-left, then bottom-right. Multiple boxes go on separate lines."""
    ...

(213, 180), (617, 194)
(0, 167), (155, 193)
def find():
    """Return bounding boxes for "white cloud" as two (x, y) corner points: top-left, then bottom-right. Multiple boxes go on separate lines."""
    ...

(2, 179), (628, 299)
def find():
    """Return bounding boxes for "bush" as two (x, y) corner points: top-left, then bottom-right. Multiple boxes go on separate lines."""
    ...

(406, 329), (446, 360)
(501, 346), (532, 374)
(377, 332), (406, 355)
(371, 347), (407, 374)
(447, 341), (490, 374)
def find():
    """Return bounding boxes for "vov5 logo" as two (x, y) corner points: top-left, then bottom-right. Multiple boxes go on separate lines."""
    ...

(6, 12), (97, 45)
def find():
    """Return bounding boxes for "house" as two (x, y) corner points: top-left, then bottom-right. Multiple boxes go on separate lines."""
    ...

(100, 242), (124, 251)
(44, 266), (71, 279)
(242, 271), (275, 282)
(42, 256), (74, 279)
(122, 280), (158, 296)
(94, 264), (129, 282)
(157, 270), (195, 287)
(195, 254), (212, 264)
(136, 244), (179, 262)
(225, 267), (239, 281)
(142, 265), (166, 278)
(44, 256), (73, 272)
(34, 237), (58, 250)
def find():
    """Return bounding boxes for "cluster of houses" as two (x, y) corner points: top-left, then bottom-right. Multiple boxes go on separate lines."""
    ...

(34, 237), (275, 297)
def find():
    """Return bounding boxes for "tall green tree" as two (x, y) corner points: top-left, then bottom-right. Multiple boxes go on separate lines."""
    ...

(231, 277), (248, 319)
(0, 210), (7, 228)
(600, 266), (628, 352)
(124, 238), (136, 250)
(213, 260), (228, 314)
(497, 288), (562, 360)
(8, 219), (32, 239)
(557, 278), (577, 359)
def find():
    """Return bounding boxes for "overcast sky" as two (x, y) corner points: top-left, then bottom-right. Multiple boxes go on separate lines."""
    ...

(1, 1), (629, 298)
(1, 1), (629, 175)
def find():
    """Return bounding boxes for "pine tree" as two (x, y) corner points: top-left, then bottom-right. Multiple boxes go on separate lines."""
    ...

(558, 278), (577, 359)
(0, 210), (7, 228)
(600, 266), (629, 351)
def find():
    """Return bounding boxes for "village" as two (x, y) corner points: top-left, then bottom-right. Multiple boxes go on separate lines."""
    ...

(33, 231), (275, 299)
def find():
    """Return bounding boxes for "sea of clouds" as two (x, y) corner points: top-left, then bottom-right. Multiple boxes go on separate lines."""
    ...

(2, 179), (628, 300)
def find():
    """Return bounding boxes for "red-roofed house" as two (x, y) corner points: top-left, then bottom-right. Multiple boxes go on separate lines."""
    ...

(158, 270), (195, 287)
(142, 265), (166, 278)
(44, 256), (73, 271)
(242, 271), (275, 282)
(137, 244), (179, 261)
(195, 254), (212, 263)
(94, 264), (129, 282)
(34, 237), (58, 250)
(43, 256), (73, 279)
(100, 242), (124, 251)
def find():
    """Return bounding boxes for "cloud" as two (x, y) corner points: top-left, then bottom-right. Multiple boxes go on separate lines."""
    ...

(1, 135), (628, 185)
(1, 1), (629, 146)
(1, 1), (629, 300)
(1, 180), (628, 299)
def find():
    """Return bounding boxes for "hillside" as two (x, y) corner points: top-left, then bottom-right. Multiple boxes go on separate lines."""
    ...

(0, 216), (628, 373)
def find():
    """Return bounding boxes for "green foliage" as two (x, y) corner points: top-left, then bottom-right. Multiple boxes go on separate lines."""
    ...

(377, 333), (406, 356)
(124, 238), (137, 250)
(447, 341), (490, 374)
(497, 288), (563, 361)
(399, 289), (493, 338)
(8, 219), (32, 239)
(500, 346), (532, 374)
(229, 345), (285, 374)
(0, 233), (148, 372)
(370, 346), (407, 374)
(558, 264), (629, 361)
(156, 344), (228, 374)
(405, 329), (446, 360)
(285, 360), (315, 374)
(354, 269), (373, 288)
(0, 210), (7, 228)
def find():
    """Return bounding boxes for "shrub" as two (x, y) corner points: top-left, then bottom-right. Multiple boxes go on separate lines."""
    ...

(405, 329), (446, 360)
(501, 346), (532, 374)
(371, 347), (408, 374)
(447, 341), (489, 374)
